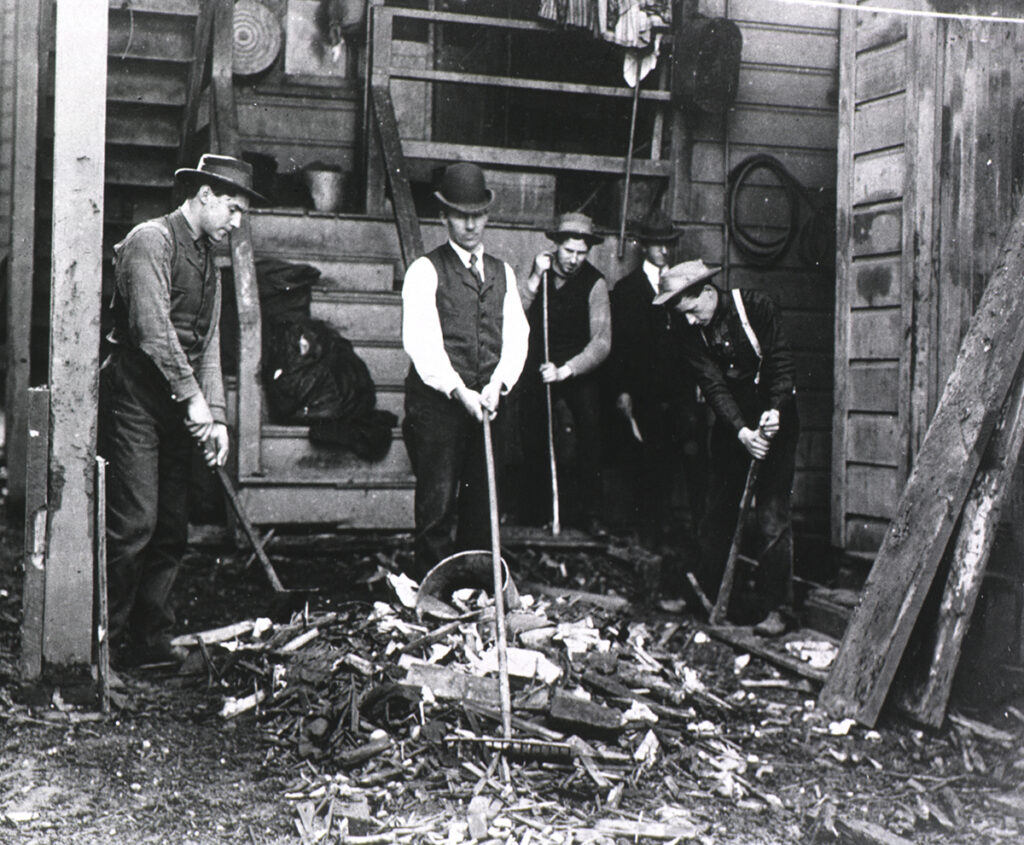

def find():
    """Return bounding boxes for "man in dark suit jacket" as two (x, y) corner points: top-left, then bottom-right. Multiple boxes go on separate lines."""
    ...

(609, 211), (705, 549)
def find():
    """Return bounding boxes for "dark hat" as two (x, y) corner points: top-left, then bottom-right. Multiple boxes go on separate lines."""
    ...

(174, 154), (267, 203)
(635, 209), (682, 244)
(652, 259), (722, 306)
(434, 162), (494, 214)
(545, 212), (604, 246)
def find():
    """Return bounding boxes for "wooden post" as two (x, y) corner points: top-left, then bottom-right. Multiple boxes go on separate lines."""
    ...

(231, 215), (263, 479)
(5, 0), (42, 517)
(178, 0), (216, 168)
(895, 356), (1024, 727)
(819, 200), (1024, 727)
(43, 0), (107, 665)
(211, 0), (239, 157)
(19, 387), (49, 679)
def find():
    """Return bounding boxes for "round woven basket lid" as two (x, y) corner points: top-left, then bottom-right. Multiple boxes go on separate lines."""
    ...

(233, 0), (282, 76)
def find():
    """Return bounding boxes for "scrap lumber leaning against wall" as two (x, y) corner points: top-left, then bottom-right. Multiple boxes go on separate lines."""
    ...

(894, 355), (1024, 727)
(819, 203), (1024, 727)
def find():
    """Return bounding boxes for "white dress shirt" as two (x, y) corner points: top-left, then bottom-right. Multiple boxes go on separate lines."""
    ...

(643, 259), (661, 295)
(402, 240), (529, 397)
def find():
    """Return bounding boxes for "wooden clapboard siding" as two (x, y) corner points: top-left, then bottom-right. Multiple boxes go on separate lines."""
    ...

(687, 2), (839, 548)
(0, 0), (15, 251)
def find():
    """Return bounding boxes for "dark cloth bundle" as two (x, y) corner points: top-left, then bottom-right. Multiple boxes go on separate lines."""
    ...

(262, 317), (396, 462)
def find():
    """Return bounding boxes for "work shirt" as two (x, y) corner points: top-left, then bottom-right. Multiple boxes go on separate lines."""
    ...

(108, 206), (226, 423)
(402, 240), (529, 397)
(521, 260), (611, 378)
(677, 287), (795, 433)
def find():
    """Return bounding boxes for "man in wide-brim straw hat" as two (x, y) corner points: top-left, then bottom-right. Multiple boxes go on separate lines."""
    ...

(401, 162), (529, 577)
(655, 260), (799, 637)
(515, 212), (611, 533)
(100, 154), (264, 667)
(609, 210), (705, 554)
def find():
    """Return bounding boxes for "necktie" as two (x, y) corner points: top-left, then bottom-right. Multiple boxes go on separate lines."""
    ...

(469, 252), (483, 284)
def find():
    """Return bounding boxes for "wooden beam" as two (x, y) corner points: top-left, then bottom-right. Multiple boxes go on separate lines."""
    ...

(830, 7), (855, 548)
(371, 86), (423, 272)
(819, 199), (1024, 727)
(895, 356), (1024, 727)
(211, 0), (238, 157)
(44, 0), (107, 665)
(178, 0), (215, 168)
(5, 0), (42, 517)
(19, 387), (49, 680)
(230, 215), (262, 478)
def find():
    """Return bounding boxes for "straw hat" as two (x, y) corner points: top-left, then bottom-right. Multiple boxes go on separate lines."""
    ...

(652, 259), (722, 306)
(545, 212), (604, 246)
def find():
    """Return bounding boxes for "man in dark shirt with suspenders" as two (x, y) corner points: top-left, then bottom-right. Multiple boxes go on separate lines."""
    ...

(654, 261), (798, 636)
(100, 154), (264, 665)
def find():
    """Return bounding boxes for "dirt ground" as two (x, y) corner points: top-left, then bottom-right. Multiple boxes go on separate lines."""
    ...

(2, 525), (1024, 845)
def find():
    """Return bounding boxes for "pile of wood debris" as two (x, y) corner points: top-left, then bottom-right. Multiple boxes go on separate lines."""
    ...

(157, 559), (1024, 845)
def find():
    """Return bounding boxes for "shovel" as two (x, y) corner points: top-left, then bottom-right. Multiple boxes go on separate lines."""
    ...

(541, 269), (561, 536)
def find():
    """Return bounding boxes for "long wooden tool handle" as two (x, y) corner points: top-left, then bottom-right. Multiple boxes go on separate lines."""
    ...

(482, 415), (513, 741)
(709, 459), (760, 625)
(618, 63), (642, 259)
(95, 457), (111, 715)
(214, 465), (286, 593)
(541, 269), (561, 535)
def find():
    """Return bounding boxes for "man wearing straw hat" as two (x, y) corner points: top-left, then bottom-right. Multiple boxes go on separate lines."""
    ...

(609, 210), (704, 550)
(654, 261), (798, 637)
(517, 212), (611, 533)
(401, 162), (530, 577)
(100, 154), (265, 665)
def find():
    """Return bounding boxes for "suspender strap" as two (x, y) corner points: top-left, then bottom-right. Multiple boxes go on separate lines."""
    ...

(731, 288), (762, 384)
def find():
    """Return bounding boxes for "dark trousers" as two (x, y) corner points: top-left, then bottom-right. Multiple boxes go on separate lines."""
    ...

(98, 349), (194, 652)
(519, 374), (603, 528)
(696, 405), (799, 616)
(403, 384), (498, 577)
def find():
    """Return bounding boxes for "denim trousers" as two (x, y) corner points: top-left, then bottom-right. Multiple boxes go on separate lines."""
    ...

(98, 349), (193, 651)
(403, 384), (499, 577)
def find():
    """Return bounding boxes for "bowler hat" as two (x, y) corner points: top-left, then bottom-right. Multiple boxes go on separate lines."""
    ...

(174, 154), (267, 203)
(545, 212), (604, 246)
(652, 259), (722, 306)
(635, 209), (681, 244)
(434, 162), (494, 214)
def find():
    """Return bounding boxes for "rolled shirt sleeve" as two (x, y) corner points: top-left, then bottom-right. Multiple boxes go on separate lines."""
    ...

(402, 256), (466, 396)
(490, 262), (529, 392)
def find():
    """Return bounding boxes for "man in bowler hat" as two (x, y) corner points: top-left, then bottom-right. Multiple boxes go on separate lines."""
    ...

(100, 154), (265, 665)
(654, 261), (798, 636)
(609, 210), (705, 549)
(517, 212), (611, 532)
(401, 162), (529, 576)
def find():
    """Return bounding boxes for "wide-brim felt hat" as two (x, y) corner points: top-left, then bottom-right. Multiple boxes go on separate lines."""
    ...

(652, 259), (722, 306)
(434, 162), (494, 214)
(635, 209), (682, 244)
(545, 211), (604, 246)
(174, 153), (268, 204)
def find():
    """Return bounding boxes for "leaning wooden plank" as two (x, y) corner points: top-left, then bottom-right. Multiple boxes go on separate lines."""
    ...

(707, 625), (830, 684)
(371, 86), (424, 272)
(19, 388), (49, 680)
(819, 202), (1024, 726)
(895, 357), (1024, 727)
(836, 817), (914, 845)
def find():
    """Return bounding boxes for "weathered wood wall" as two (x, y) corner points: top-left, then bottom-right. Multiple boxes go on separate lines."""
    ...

(0, 0), (14, 255)
(682, 0), (840, 548)
(834, 2), (1024, 564)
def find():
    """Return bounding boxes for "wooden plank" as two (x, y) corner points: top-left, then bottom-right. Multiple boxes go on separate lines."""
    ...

(851, 257), (900, 307)
(210, 0), (238, 156)
(107, 0), (198, 13)
(236, 484), (414, 528)
(108, 11), (193, 60)
(178, 0), (214, 168)
(847, 413), (899, 465)
(19, 388), (49, 680)
(726, 0), (838, 29)
(852, 149), (904, 204)
(400, 140), (673, 178)
(371, 86), (424, 272)
(258, 426), (410, 483)
(309, 292), (401, 339)
(854, 41), (906, 102)
(719, 106), (839, 150)
(845, 516), (889, 554)
(896, 357), (1024, 727)
(901, 15), (941, 484)
(108, 60), (187, 106)
(819, 198), (1024, 727)
(230, 216), (262, 478)
(854, 95), (905, 154)
(737, 66), (837, 111)
(832, 6), (857, 548)
(849, 308), (901, 359)
(707, 625), (830, 683)
(6, 0), (41, 516)
(44, 0), (107, 666)
(737, 24), (838, 70)
(845, 464), (899, 517)
(848, 363), (899, 412)
(856, 8), (907, 52)
(852, 204), (901, 256)
(236, 95), (358, 143)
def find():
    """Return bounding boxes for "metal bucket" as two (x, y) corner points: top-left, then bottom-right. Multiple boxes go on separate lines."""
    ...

(303, 168), (344, 212)
(415, 550), (520, 620)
